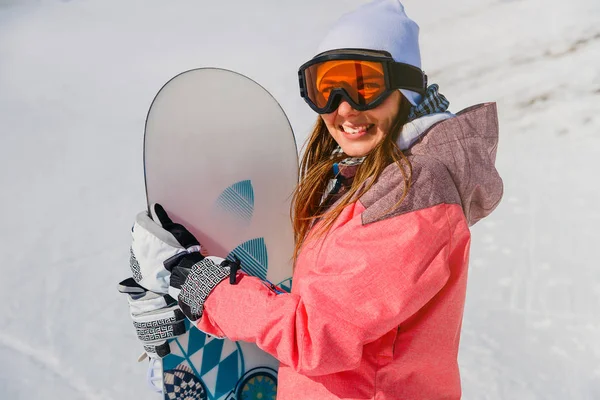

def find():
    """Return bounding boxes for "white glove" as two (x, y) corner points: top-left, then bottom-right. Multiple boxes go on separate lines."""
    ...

(130, 203), (202, 293)
(118, 278), (187, 360)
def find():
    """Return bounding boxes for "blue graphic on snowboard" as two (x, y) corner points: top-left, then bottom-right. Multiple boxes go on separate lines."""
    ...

(215, 180), (254, 225)
(228, 238), (268, 281)
(162, 180), (290, 400)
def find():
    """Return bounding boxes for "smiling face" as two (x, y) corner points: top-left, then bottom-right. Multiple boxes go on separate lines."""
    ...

(321, 90), (402, 157)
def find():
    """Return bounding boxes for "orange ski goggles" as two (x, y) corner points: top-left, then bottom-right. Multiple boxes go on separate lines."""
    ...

(298, 49), (427, 114)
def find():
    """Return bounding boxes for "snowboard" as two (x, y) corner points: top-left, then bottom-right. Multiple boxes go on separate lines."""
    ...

(144, 68), (298, 400)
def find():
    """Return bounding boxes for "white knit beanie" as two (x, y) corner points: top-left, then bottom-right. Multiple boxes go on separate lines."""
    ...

(316, 0), (423, 106)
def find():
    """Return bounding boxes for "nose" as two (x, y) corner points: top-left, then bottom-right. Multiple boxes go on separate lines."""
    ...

(336, 100), (359, 118)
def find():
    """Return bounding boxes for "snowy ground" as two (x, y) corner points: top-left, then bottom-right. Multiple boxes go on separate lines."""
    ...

(0, 0), (598, 399)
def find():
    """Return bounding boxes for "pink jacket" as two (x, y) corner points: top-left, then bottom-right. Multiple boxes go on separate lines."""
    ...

(197, 103), (503, 399)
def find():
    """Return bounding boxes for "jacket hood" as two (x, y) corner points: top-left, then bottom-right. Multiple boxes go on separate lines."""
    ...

(408, 102), (503, 225)
(398, 112), (454, 150)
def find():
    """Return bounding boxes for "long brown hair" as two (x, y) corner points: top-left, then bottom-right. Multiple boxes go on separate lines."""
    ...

(291, 94), (412, 263)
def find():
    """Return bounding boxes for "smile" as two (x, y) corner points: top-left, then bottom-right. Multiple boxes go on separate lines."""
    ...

(340, 124), (375, 135)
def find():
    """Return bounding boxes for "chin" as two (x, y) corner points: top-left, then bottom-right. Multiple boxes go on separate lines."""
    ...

(341, 147), (370, 158)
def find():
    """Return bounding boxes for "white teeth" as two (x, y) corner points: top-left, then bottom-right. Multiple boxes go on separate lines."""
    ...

(342, 125), (370, 134)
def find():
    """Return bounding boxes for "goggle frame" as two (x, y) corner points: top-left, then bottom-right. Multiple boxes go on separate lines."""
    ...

(298, 49), (427, 114)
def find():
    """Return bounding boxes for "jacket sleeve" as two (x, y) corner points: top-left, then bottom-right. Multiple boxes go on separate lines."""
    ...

(197, 202), (456, 376)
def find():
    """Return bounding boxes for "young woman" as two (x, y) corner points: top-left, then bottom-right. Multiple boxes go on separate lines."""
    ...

(123, 0), (503, 398)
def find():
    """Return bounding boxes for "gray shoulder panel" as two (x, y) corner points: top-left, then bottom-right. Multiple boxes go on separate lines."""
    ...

(360, 156), (461, 225)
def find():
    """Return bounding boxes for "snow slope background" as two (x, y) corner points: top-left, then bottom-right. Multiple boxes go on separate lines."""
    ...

(0, 0), (598, 398)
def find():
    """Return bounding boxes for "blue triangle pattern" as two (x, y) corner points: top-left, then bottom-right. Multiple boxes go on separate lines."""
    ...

(277, 278), (293, 293)
(228, 237), (268, 280)
(187, 326), (207, 356)
(200, 338), (225, 376)
(214, 351), (240, 399)
(215, 180), (254, 223)
(162, 352), (186, 372)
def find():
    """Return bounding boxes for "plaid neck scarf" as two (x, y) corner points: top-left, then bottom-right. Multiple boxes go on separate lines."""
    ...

(331, 84), (450, 166)
(407, 84), (450, 122)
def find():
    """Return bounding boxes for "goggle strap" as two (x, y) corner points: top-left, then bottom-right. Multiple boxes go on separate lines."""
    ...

(388, 62), (427, 94)
(298, 70), (307, 98)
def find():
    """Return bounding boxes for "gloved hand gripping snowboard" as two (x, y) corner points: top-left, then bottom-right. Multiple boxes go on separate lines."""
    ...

(169, 254), (239, 322)
(134, 203), (238, 322)
(117, 279), (186, 359)
(129, 203), (203, 294)
(120, 203), (240, 360)
(119, 203), (204, 360)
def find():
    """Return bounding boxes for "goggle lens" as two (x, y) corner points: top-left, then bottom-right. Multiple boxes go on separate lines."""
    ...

(304, 60), (388, 111)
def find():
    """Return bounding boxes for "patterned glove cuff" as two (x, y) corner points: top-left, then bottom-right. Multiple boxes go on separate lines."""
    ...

(133, 308), (186, 343)
(177, 257), (230, 321)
